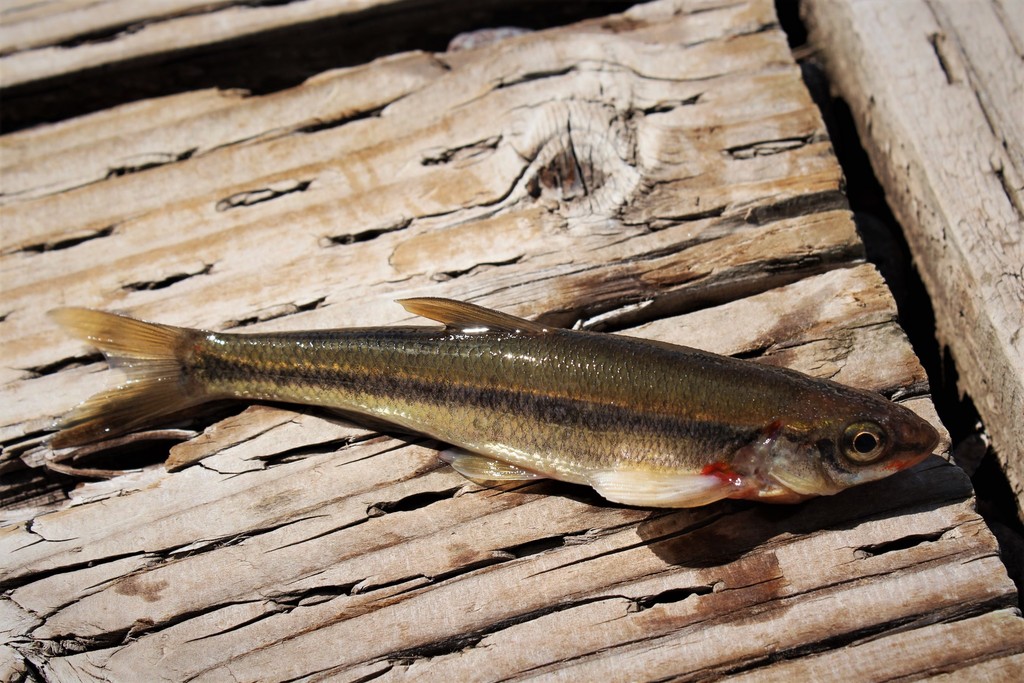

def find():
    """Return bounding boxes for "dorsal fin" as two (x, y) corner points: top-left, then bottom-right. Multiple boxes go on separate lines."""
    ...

(397, 298), (547, 334)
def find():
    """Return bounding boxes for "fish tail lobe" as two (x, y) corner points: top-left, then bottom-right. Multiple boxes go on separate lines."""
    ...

(48, 308), (201, 448)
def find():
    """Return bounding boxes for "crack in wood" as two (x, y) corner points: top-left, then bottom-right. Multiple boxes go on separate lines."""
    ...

(0, 455), (73, 516)
(888, 381), (935, 402)
(726, 134), (819, 159)
(266, 582), (363, 610)
(421, 136), (502, 166)
(46, 429), (197, 479)
(181, 601), (291, 644)
(383, 594), (627, 666)
(221, 299), (329, 331)
(366, 486), (462, 517)
(352, 574), (431, 596)
(7, 225), (116, 255)
(266, 516), (372, 553)
(20, 352), (105, 379)
(497, 66), (578, 90)
(763, 319), (892, 355)
(215, 179), (313, 212)
(158, 515), (329, 561)
(321, 219), (412, 248)
(740, 189), (849, 226)
(106, 598), (261, 644)
(19, 519), (354, 648)
(855, 530), (948, 559)
(992, 163), (1024, 221)
(294, 103), (389, 135)
(646, 205), (728, 226)
(224, 296), (329, 328)
(1, 550), (147, 592)
(928, 31), (958, 86)
(122, 262), (214, 291)
(106, 148), (198, 178)
(486, 571), (782, 679)
(495, 576), (776, 679)
(432, 255), (525, 282)
(640, 93), (703, 114)
(495, 526), (625, 561)
(627, 584), (716, 613)
(1, 428), (52, 458)
(423, 554), (515, 586)
(248, 433), (381, 470)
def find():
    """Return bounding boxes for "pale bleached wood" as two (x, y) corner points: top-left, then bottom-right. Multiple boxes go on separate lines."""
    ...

(802, 0), (1024, 517)
(0, 0), (1019, 680)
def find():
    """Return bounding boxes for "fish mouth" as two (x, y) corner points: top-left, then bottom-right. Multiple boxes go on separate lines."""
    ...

(886, 414), (941, 471)
(884, 445), (937, 472)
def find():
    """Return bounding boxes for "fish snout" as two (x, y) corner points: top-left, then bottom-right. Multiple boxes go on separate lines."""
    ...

(886, 412), (940, 470)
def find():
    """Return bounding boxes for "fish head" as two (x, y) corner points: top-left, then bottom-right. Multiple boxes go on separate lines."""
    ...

(733, 392), (940, 501)
(811, 398), (940, 491)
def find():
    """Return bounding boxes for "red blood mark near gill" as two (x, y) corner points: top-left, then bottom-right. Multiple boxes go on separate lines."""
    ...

(763, 419), (784, 442)
(701, 461), (743, 487)
(884, 459), (912, 472)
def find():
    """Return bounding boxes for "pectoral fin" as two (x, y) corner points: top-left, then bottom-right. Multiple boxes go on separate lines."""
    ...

(440, 449), (546, 485)
(587, 469), (734, 508)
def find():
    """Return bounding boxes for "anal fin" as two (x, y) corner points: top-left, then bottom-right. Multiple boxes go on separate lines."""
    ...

(587, 469), (734, 508)
(440, 448), (546, 485)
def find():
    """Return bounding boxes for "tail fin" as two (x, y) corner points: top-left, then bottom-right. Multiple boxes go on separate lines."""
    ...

(48, 308), (201, 449)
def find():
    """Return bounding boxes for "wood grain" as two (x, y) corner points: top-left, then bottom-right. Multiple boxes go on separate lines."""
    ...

(1, 0), (1020, 679)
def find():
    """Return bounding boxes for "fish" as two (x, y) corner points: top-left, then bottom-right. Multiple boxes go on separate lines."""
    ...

(48, 298), (940, 507)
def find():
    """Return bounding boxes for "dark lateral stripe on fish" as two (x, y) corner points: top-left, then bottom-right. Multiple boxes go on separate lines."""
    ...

(192, 345), (756, 452)
(192, 331), (779, 430)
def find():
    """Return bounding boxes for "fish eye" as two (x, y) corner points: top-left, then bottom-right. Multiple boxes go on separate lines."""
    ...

(842, 422), (886, 463)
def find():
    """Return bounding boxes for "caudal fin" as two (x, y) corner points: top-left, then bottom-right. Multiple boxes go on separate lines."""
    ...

(48, 308), (200, 448)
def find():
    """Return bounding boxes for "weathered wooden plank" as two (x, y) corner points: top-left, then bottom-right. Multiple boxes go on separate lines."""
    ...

(1, 0), (1019, 679)
(802, 0), (1024, 516)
